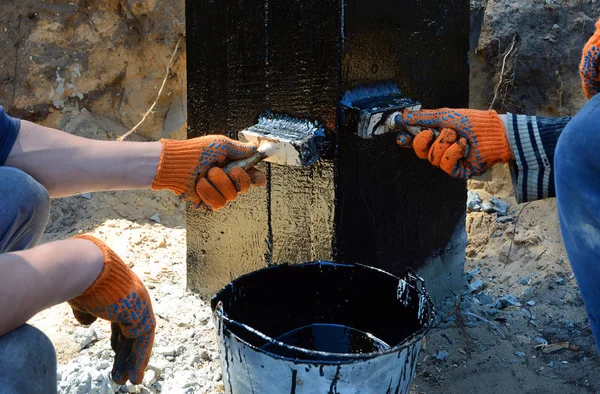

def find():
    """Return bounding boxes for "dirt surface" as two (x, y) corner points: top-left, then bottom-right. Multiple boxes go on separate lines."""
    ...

(29, 173), (600, 393)
(0, 0), (186, 140)
(413, 178), (600, 393)
(470, 0), (600, 116)
(31, 189), (229, 394)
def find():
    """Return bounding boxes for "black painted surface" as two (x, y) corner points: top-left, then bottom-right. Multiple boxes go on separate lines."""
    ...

(336, 0), (469, 271)
(186, 0), (469, 296)
(185, 0), (271, 294)
(267, 0), (340, 264)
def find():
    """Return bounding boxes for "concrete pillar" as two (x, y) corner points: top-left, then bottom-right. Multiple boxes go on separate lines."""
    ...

(186, 0), (469, 302)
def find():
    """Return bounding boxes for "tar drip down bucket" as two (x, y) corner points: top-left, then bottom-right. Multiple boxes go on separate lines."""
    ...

(210, 262), (435, 393)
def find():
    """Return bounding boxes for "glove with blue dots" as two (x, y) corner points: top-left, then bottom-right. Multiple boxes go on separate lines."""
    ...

(580, 19), (600, 99)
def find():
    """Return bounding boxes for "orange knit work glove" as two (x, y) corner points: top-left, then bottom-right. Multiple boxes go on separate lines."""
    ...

(396, 109), (513, 179)
(67, 235), (156, 385)
(151, 136), (267, 211)
(580, 18), (600, 99)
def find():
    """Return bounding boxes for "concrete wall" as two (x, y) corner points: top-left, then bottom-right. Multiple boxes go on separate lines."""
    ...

(186, 0), (470, 303)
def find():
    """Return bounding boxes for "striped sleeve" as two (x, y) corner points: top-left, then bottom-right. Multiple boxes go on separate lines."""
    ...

(505, 113), (571, 203)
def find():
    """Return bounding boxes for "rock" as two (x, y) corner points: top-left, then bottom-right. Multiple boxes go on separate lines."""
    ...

(143, 370), (158, 386)
(125, 382), (140, 393)
(161, 371), (198, 392)
(494, 294), (521, 309)
(189, 354), (203, 366)
(516, 335), (531, 345)
(496, 215), (513, 223)
(72, 327), (98, 351)
(476, 292), (494, 305)
(563, 320), (575, 329)
(484, 197), (510, 216)
(80, 193), (92, 199)
(435, 350), (449, 361)
(466, 245), (478, 258)
(148, 213), (161, 224)
(97, 360), (112, 370)
(99, 349), (113, 361)
(481, 202), (492, 213)
(515, 351), (527, 358)
(469, 279), (485, 293)
(520, 277), (531, 286)
(485, 307), (500, 316)
(526, 300), (536, 307)
(155, 346), (180, 357)
(465, 267), (480, 281)
(535, 337), (548, 345)
(555, 277), (565, 285)
(58, 359), (117, 394)
(147, 358), (169, 375)
(467, 191), (483, 211)
(200, 350), (212, 361)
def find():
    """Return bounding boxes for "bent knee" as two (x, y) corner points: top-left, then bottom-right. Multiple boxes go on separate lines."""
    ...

(556, 94), (600, 166)
(0, 325), (57, 393)
(0, 167), (50, 251)
(0, 167), (50, 215)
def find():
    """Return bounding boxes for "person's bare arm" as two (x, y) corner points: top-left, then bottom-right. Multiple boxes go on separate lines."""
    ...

(5, 120), (162, 198)
(0, 238), (103, 336)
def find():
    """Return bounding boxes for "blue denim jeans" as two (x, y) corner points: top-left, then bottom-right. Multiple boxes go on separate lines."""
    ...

(0, 167), (56, 393)
(555, 93), (600, 353)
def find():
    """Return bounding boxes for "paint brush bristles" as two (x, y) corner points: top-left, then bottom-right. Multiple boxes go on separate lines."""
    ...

(248, 116), (323, 144)
(237, 115), (327, 167)
(341, 82), (405, 108)
(340, 82), (421, 139)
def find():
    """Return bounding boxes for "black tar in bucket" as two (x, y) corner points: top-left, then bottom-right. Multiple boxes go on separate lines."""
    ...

(211, 262), (435, 393)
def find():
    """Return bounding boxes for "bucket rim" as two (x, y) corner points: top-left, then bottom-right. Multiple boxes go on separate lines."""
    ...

(211, 261), (436, 364)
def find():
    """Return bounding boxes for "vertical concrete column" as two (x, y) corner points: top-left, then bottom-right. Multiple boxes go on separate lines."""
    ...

(186, 0), (469, 300)
(185, 0), (271, 296)
(265, 0), (340, 266)
(337, 0), (470, 300)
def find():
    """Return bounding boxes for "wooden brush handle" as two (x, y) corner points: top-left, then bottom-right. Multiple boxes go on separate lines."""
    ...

(222, 151), (267, 173)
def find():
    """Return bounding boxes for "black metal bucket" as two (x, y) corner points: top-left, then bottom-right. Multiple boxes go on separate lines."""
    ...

(211, 262), (435, 393)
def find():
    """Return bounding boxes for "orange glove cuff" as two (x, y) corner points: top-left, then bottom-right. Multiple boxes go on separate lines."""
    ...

(68, 235), (149, 315)
(459, 109), (513, 167)
(151, 139), (199, 198)
(580, 19), (600, 99)
(150, 137), (260, 210)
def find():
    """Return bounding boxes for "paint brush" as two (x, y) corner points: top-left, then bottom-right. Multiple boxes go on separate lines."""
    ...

(340, 82), (469, 156)
(223, 116), (326, 173)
